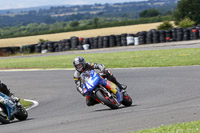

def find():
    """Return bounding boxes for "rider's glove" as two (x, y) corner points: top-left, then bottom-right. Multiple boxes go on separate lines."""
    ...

(78, 87), (85, 96)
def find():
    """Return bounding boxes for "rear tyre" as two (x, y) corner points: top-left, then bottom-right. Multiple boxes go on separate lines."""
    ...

(0, 115), (10, 124)
(121, 92), (132, 107)
(96, 90), (119, 109)
(0, 106), (10, 124)
(15, 106), (28, 121)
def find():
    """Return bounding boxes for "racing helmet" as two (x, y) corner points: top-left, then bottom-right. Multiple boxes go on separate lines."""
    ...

(73, 56), (86, 72)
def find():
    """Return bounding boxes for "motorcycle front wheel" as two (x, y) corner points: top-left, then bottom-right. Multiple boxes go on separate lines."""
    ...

(15, 106), (28, 121)
(121, 92), (132, 107)
(96, 89), (119, 109)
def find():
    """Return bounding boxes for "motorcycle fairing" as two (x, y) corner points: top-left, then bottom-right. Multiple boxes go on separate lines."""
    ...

(0, 92), (17, 119)
(81, 70), (123, 103)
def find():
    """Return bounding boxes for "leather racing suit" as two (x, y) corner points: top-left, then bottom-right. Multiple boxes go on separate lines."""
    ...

(73, 62), (124, 106)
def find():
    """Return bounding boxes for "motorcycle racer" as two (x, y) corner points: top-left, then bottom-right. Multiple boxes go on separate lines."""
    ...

(0, 81), (20, 104)
(73, 56), (125, 106)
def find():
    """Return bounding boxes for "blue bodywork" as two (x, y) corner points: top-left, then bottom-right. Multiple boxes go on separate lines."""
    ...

(81, 70), (123, 103)
(0, 92), (17, 119)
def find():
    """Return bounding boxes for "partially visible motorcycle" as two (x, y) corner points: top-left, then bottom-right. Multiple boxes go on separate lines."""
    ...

(81, 70), (132, 109)
(0, 92), (28, 124)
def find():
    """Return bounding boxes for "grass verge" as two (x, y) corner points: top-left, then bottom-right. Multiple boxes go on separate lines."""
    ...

(0, 48), (200, 69)
(20, 99), (32, 109)
(133, 121), (200, 133)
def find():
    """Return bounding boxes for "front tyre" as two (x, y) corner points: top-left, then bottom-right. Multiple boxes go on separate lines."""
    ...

(15, 106), (28, 121)
(121, 92), (132, 107)
(96, 89), (119, 109)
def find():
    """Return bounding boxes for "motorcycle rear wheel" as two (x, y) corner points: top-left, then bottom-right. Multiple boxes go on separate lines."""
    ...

(0, 105), (10, 124)
(0, 114), (10, 124)
(96, 90), (119, 109)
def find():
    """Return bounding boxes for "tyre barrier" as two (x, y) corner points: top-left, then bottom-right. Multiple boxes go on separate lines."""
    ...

(1, 26), (200, 56)
(0, 46), (20, 56)
(127, 35), (134, 45)
(21, 44), (36, 54)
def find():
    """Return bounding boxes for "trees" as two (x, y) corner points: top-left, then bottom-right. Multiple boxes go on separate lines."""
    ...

(178, 17), (195, 28)
(93, 17), (99, 28)
(70, 21), (79, 27)
(157, 21), (174, 30)
(174, 0), (200, 25)
(139, 9), (161, 18)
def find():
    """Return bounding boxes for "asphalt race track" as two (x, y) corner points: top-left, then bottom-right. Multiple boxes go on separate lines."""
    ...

(0, 65), (200, 133)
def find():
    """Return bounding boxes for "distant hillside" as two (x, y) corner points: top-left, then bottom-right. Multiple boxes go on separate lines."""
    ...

(0, 6), (53, 14)
(0, 0), (178, 28)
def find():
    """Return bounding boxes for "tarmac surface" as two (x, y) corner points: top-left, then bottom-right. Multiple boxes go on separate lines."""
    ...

(0, 66), (200, 133)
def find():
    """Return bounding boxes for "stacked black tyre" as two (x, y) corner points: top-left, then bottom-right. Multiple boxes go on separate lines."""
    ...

(88, 38), (94, 49)
(121, 34), (127, 46)
(35, 43), (42, 53)
(176, 28), (183, 41)
(70, 36), (79, 49)
(138, 31), (146, 44)
(152, 29), (160, 43)
(77, 38), (83, 50)
(58, 41), (67, 52)
(91, 37), (98, 49)
(165, 30), (172, 42)
(146, 31), (153, 44)
(159, 30), (166, 43)
(41, 42), (48, 53)
(115, 35), (122, 46)
(190, 28), (199, 40)
(183, 28), (190, 41)
(172, 28), (177, 41)
(103, 36), (109, 48)
(197, 27), (200, 37)
(64, 39), (71, 51)
(109, 35), (116, 47)
(98, 36), (103, 48)
(47, 41), (55, 52)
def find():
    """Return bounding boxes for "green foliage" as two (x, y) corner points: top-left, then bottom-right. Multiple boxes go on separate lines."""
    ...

(174, 0), (200, 25)
(139, 9), (161, 18)
(70, 21), (79, 27)
(39, 39), (49, 43)
(178, 17), (195, 28)
(93, 17), (99, 28)
(0, 16), (173, 39)
(157, 21), (174, 30)
(133, 121), (200, 133)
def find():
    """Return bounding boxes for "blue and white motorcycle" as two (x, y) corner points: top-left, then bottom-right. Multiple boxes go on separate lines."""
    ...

(81, 70), (132, 109)
(0, 92), (28, 124)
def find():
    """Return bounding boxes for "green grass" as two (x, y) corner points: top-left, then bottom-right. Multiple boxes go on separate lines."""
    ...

(20, 99), (32, 109)
(133, 121), (200, 133)
(0, 48), (200, 69)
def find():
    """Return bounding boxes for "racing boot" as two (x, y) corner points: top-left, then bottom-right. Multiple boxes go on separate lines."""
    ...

(109, 76), (126, 91)
(105, 70), (126, 91)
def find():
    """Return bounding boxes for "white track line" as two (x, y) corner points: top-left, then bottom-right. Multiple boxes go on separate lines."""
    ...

(24, 99), (39, 111)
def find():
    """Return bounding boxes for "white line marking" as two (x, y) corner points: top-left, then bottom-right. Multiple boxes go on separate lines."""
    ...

(24, 99), (39, 111)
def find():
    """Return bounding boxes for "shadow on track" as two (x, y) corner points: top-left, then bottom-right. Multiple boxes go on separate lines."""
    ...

(93, 104), (137, 112)
(0, 118), (34, 125)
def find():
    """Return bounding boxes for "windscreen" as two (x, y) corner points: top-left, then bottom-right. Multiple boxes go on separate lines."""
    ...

(80, 70), (91, 84)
